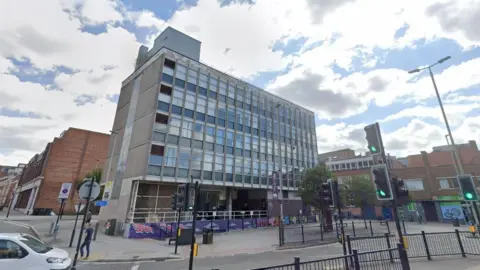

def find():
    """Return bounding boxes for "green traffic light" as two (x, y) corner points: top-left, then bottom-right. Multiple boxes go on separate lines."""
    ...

(370, 146), (377, 152)
(465, 193), (474, 200)
(378, 190), (386, 196)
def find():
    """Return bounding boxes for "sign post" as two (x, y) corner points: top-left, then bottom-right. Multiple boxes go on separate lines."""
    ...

(72, 179), (100, 270)
(53, 183), (72, 238)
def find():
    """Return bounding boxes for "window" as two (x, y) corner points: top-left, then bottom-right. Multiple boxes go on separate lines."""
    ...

(162, 73), (173, 84)
(192, 151), (202, 170)
(438, 177), (459, 189)
(0, 240), (28, 259)
(19, 235), (50, 254)
(235, 157), (243, 175)
(194, 123), (204, 140)
(216, 129), (225, 144)
(169, 117), (181, 135)
(204, 153), (214, 171)
(185, 94), (195, 110)
(178, 148), (190, 168)
(157, 101), (169, 112)
(405, 179), (424, 190)
(235, 133), (243, 148)
(226, 157), (234, 174)
(206, 126), (215, 142)
(209, 76), (218, 91)
(226, 131), (234, 147)
(164, 147), (177, 167)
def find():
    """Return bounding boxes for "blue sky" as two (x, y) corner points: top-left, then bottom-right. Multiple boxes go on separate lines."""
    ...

(1, 0), (479, 165)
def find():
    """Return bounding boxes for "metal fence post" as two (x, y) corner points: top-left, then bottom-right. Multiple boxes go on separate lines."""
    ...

(347, 235), (354, 266)
(294, 257), (300, 270)
(385, 233), (393, 263)
(320, 221), (324, 241)
(386, 220), (391, 235)
(421, 231), (432, 261)
(364, 219), (367, 229)
(369, 220), (373, 236)
(397, 243), (411, 270)
(402, 219), (407, 234)
(301, 225), (305, 244)
(352, 221), (356, 237)
(352, 249), (360, 270)
(455, 229), (467, 258)
(278, 222), (283, 246)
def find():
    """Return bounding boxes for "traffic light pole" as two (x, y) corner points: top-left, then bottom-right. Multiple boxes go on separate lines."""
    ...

(378, 133), (408, 257)
(333, 181), (347, 256)
(174, 207), (182, 254)
(188, 181), (200, 270)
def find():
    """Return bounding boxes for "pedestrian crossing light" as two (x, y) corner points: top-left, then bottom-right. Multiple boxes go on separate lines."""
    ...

(458, 174), (478, 201)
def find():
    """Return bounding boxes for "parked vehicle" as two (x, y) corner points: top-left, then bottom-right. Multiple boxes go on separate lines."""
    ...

(0, 233), (71, 270)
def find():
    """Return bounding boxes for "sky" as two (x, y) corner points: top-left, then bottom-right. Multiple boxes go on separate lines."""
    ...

(1, 0), (479, 166)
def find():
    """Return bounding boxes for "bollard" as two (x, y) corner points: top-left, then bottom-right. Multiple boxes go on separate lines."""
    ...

(351, 221), (356, 237)
(369, 220), (374, 236)
(93, 222), (100, 241)
(294, 257), (300, 270)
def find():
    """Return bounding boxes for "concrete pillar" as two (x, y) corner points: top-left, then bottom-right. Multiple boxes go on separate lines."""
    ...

(227, 187), (232, 220)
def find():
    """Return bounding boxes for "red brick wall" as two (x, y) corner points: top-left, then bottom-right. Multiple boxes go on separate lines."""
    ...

(35, 128), (110, 214)
(408, 148), (480, 167)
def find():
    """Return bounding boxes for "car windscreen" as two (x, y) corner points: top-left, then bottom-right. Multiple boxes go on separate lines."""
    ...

(19, 235), (52, 254)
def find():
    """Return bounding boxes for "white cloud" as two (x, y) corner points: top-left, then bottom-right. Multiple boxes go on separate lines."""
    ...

(1, 0), (479, 167)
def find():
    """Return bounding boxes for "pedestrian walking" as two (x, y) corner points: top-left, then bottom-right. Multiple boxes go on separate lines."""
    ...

(80, 223), (94, 259)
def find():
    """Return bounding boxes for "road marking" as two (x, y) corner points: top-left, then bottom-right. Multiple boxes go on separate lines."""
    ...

(131, 265), (140, 270)
(4, 220), (31, 229)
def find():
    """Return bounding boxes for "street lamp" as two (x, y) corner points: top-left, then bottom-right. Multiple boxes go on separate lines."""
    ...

(407, 56), (464, 174)
(275, 103), (284, 230)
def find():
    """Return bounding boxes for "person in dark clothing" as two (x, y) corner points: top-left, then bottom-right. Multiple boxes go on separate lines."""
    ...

(86, 210), (92, 224)
(80, 223), (94, 259)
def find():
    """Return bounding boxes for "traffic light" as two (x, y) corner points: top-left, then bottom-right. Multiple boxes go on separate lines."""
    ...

(458, 174), (478, 201)
(177, 183), (190, 211)
(321, 180), (334, 207)
(371, 164), (393, 200)
(170, 194), (178, 210)
(394, 177), (410, 205)
(364, 123), (382, 154)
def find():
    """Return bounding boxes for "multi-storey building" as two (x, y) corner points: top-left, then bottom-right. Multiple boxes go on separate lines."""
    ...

(0, 164), (25, 208)
(99, 27), (318, 226)
(14, 128), (109, 214)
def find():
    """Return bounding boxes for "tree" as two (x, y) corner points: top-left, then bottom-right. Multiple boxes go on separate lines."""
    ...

(338, 175), (376, 218)
(297, 165), (333, 210)
(76, 168), (102, 191)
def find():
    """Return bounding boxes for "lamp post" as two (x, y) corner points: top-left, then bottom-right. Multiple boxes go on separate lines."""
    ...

(276, 103), (284, 235)
(408, 56), (464, 175)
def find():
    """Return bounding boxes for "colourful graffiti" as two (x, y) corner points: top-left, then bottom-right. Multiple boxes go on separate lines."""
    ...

(128, 215), (321, 240)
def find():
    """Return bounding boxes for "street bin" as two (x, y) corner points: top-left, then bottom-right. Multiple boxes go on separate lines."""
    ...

(202, 228), (214, 244)
(452, 218), (460, 227)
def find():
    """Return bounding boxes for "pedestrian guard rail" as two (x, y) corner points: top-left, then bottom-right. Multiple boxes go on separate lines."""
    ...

(248, 244), (408, 270)
(347, 229), (480, 260)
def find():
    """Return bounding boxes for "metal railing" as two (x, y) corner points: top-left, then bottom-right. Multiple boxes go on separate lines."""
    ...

(281, 220), (394, 246)
(347, 229), (480, 261)
(132, 209), (269, 223)
(246, 245), (408, 270)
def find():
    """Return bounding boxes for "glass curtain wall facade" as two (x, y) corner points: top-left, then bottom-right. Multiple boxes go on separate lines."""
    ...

(148, 55), (318, 189)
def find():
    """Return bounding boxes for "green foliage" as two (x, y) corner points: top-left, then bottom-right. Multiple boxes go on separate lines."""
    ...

(76, 168), (102, 191)
(338, 175), (376, 210)
(297, 165), (332, 209)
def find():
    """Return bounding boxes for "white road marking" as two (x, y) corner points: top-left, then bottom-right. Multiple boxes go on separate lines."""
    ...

(131, 265), (140, 270)
(4, 220), (31, 229)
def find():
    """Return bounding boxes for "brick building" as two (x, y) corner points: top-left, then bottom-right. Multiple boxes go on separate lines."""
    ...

(14, 128), (110, 215)
(321, 140), (480, 223)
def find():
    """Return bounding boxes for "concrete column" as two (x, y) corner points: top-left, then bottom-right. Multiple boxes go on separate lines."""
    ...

(227, 187), (232, 220)
(25, 187), (36, 215)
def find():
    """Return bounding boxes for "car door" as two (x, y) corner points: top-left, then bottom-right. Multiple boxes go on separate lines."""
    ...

(0, 239), (31, 270)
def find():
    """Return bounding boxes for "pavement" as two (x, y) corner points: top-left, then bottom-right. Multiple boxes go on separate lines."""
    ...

(2, 212), (480, 270)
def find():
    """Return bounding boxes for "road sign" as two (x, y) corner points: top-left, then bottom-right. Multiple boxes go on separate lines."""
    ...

(58, 183), (73, 199)
(95, 200), (108, 207)
(79, 180), (101, 201)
